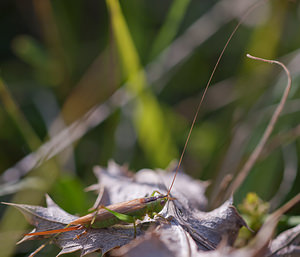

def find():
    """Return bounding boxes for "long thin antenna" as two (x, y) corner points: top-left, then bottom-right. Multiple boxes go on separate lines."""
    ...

(167, 0), (267, 196)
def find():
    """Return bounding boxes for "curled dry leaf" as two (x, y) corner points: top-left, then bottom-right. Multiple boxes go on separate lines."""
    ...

(268, 224), (300, 257)
(6, 161), (247, 256)
(89, 160), (208, 211)
(4, 195), (140, 256)
(110, 223), (200, 257)
(90, 161), (246, 250)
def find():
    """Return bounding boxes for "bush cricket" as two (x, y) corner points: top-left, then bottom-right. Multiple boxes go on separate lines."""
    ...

(25, 190), (174, 238)
(24, 0), (265, 240)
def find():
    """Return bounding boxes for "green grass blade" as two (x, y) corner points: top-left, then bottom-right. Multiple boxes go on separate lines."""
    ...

(0, 78), (41, 150)
(106, 0), (177, 167)
(149, 0), (191, 60)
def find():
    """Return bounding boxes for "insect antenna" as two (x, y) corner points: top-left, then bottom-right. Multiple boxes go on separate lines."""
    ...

(166, 0), (266, 198)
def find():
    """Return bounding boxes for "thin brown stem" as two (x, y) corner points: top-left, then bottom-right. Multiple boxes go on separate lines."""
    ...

(225, 54), (292, 199)
(28, 243), (47, 257)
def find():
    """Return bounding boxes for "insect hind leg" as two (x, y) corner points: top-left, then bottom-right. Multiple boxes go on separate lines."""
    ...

(74, 228), (88, 240)
(73, 206), (104, 240)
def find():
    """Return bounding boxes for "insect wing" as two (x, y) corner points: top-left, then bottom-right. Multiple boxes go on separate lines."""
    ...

(71, 198), (148, 226)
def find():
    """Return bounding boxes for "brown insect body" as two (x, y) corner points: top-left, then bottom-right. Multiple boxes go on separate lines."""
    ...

(25, 194), (169, 236)
(71, 195), (168, 228)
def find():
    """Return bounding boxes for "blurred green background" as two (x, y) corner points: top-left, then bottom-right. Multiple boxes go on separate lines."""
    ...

(0, 0), (300, 256)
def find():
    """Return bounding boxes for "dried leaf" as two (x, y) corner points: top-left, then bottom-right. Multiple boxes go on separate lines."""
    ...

(268, 224), (300, 257)
(4, 194), (141, 256)
(3, 194), (78, 244)
(88, 161), (208, 210)
(170, 198), (247, 249)
(110, 223), (200, 257)
(6, 161), (248, 256)
(54, 225), (139, 257)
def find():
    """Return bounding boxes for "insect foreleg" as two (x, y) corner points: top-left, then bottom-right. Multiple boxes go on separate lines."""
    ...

(74, 211), (99, 239)
(90, 208), (100, 226)
(133, 218), (137, 238)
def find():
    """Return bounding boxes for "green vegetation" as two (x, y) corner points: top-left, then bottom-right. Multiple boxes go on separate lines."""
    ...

(0, 0), (299, 256)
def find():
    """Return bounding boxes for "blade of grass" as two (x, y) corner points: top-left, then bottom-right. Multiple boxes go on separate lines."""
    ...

(149, 0), (191, 60)
(0, 78), (41, 150)
(106, 0), (177, 167)
(0, 79), (61, 257)
(1, 0), (256, 181)
(32, 0), (71, 93)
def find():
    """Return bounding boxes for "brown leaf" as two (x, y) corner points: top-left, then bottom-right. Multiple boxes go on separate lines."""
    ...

(4, 194), (142, 256)
(268, 224), (300, 257)
(6, 161), (248, 256)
